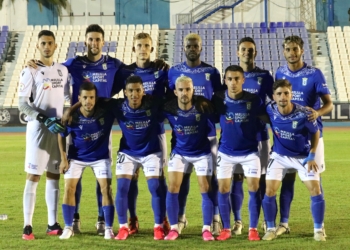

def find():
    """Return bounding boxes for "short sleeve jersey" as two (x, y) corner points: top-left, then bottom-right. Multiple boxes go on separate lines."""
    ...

(213, 90), (265, 156)
(168, 61), (224, 137)
(63, 55), (124, 104)
(61, 106), (115, 162)
(163, 99), (211, 157)
(18, 61), (70, 120)
(243, 67), (274, 141)
(275, 63), (330, 137)
(266, 102), (319, 157)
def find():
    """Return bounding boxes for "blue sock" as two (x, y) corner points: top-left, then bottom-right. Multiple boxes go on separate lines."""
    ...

(210, 176), (219, 216)
(230, 181), (243, 221)
(62, 204), (75, 227)
(116, 178), (131, 224)
(159, 178), (168, 219)
(96, 181), (104, 219)
(320, 177), (324, 199)
(201, 193), (214, 226)
(262, 195), (277, 228)
(311, 194), (325, 229)
(248, 191), (260, 228)
(178, 175), (190, 215)
(102, 205), (115, 227)
(147, 178), (162, 224)
(280, 178), (295, 223)
(166, 191), (179, 225)
(128, 179), (138, 218)
(218, 192), (231, 229)
(74, 178), (82, 214)
(258, 175), (266, 218)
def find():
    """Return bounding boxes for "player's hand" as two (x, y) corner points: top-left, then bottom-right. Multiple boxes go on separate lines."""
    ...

(194, 96), (214, 114)
(26, 59), (38, 69)
(307, 160), (319, 173)
(44, 117), (65, 133)
(306, 106), (319, 122)
(153, 59), (169, 71)
(59, 158), (70, 174)
(62, 108), (73, 126)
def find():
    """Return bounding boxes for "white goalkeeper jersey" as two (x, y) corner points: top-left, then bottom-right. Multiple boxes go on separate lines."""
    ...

(18, 61), (70, 121)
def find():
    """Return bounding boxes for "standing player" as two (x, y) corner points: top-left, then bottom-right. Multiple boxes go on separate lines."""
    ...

(168, 33), (224, 235)
(58, 82), (116, 240)
(113, 32), (169, 234)
(262, 79), (325, 242)
(18, 30), (70, 240)
(230, 37), (274, 234)
(213, 65), (265, 241)
(274, 36), (332, 236)
(164, 76), (214, 241)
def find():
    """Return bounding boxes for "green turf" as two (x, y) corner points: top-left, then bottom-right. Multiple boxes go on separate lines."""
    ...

(0, 129), (349, 249)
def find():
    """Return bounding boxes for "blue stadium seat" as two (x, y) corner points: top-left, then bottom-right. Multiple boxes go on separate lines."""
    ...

(270, 22), (276, 28)
(2, 26), (9, 32)
(222, 23), (229, 29)
(245, 22), (252, 28)
(230, 23), (236, 29)
(261, 27), (268, 33)
(222, 33), (229, 40)
(207, 23), (214, 29)
(109, 46), (116, 52)
(1, 31), (8, 37)
(277, 22), (283, 28)
(290, 21), (297, 27)
(297, 21), (305, 27)
(260, 22), (267, 28)
(238, 23), (244, 29)
(69, 42), (76, 48)
(270, 27), (277, 33)
(110, 41), (117, 47)
(176, 24), (183, 30)
(253, 33), (261, 39)
(284, 22), (291, 27)
(199, 29), (206, 36)
(245, 29), (253, 35)
(253, 22), (260, 29)
(77, 46), (85, 52)
(184, 24), (190, 30)
(199, 23), (206, 29)
(222, 40), (230, 46)
(207, 29), (214, 36)
(215, 23), (222, 29)
(191, 23), (199, 29)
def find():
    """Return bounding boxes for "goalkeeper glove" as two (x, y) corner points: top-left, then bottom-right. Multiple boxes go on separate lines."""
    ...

(37, 113), (65, 134)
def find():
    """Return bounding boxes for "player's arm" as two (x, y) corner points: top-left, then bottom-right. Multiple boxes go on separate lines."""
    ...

(302, 119), (320, 172)
(62, 101), (81, 125)
(58, 133), (69, 174)
(152, 59), (169, 71)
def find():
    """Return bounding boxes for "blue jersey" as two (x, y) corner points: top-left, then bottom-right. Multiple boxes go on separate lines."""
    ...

(114, 62), (168, 96)
(212, 90), (265, 156)
(168, 61), (224, 137)
(266, 102), (319, 157)
(163, 99), (211, 157)
(61, 106), (115, 162)
(243, 67), (274, 141)
(275, 63), (330, 137)
(105, 97), (161, 157)
(63, 55), (124, 104)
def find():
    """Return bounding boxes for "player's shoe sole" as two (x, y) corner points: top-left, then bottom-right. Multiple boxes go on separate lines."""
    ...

(46, 222), (63, 235)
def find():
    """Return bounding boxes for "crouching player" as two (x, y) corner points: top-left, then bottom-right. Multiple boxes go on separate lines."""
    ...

(213, 65), (265, 241)
(164, 76), (215, 241)
(262, 79), (325, 242)
(58, 82), (115, 240)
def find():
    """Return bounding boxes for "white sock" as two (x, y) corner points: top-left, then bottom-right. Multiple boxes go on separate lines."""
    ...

(119, 223), (127, 228)
(170, 224), (178, 231)
(213, 214), (220, 222)
(46, 179), (60, 226)
(23, 180), (38, 227)
(267, 227), (276, 231)
(202, 225), (211, 232)
(154, 224), (162, 228)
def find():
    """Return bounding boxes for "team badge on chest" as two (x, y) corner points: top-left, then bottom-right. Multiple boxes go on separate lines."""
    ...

(195, 114), (201, 121)
(102, 63), (107, 70)
(205, 73), (210, 81)
(292, 121), (298, 129)
(246, 102), (251, 110)
(302, 77), (308, 86)
(154, 71), (159, 79)
(257, 77), (262, 85)
(99, 118), (104, 125)
(146, 110), (151, 116)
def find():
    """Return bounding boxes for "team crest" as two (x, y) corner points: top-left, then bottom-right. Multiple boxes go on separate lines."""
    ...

(99, 118), (104, 125)
(302, 77), (308, 86)
(205, 73), (210, 81)
(292, 121), (298, 129)
(102, 63), (107, 70)
(57, 69), (63, 76)
(246, 102), (251, 110)
(195, 114), (201, 121)
(83, 65), (86, 68)
(146, 110), (151, 116)
(257, 77), (262, 85)
(154, 71), (159, 79)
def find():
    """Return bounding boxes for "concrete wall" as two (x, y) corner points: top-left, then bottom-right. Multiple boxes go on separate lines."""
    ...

(0, 0), (27, 31)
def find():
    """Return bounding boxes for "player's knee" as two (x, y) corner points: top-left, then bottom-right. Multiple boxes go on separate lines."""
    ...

(265, 186), (277, 197)
(26, 174), (40, 182)
(247, 178), (260, 192)
(307, 182), (321, 196)
(233, 174), (244, 181)
(65, 184), (77, 197)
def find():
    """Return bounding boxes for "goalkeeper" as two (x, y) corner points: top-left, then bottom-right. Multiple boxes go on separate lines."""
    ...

(18, 30), (70, 240)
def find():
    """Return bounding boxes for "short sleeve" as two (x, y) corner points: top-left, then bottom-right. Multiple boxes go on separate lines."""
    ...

(314, 69), (331, 96)
(305, 119), (319, 134)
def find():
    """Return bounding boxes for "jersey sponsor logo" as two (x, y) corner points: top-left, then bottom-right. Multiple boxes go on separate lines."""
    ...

(225, 112), (234, 124)
(257, 77), (262, 85)
(273, 127), (295, 140)
(43, 78), (51, 90)
(27, 163), (38, 170)
(195, 114), (201, 121)
(82, 71), (93, 82)
(82, 129), (104, 141)
(246, 102), (251, 110)
(174, 125), (184, 135)
(302, 77), (308, 86)
(154, 71), (159, 79)
(57, 69), (63, 76)
(102, 63), (107, 70)
(125, 121), (135, 130)
(82, 71), (108, 83)
(292, 121), (298, 129)
(205, 73), (210, 81)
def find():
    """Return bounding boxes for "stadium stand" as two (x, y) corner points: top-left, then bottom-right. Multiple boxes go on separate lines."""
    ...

(0, 25), (13, 107)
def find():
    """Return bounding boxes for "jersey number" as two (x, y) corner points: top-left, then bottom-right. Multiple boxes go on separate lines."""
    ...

(117, 153), (125, 164)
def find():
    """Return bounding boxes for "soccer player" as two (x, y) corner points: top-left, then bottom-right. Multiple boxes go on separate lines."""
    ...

(274, 35), (332, 236)
(262, 79), (325, 242)
(168, 33), (223, 235)
(57, 82), (116, 240)
(164, 76), (214, 241)
(213, 65), (265, 241)
(113, 32), (169, 234)
(230, 37), (274, 234)
(113, 75), (165, 241)
(18, 30), (70, 240)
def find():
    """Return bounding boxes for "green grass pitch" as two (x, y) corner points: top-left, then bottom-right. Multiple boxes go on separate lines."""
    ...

(0, 128), (349, 250)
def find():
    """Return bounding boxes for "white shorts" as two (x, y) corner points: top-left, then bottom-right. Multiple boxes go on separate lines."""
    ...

(258, 139), (271, 175)
(267, 152), (324, 182)
(168, 153), (213, 176)
(217, 151), (261, 179)
(158, 133), (167, 167)
(209, 136), (218, 172)
(286, 137), (325, 174)
(64, 159), (112, 179)
(24, 121), (60, 175)
(116, 152), (162, 177)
